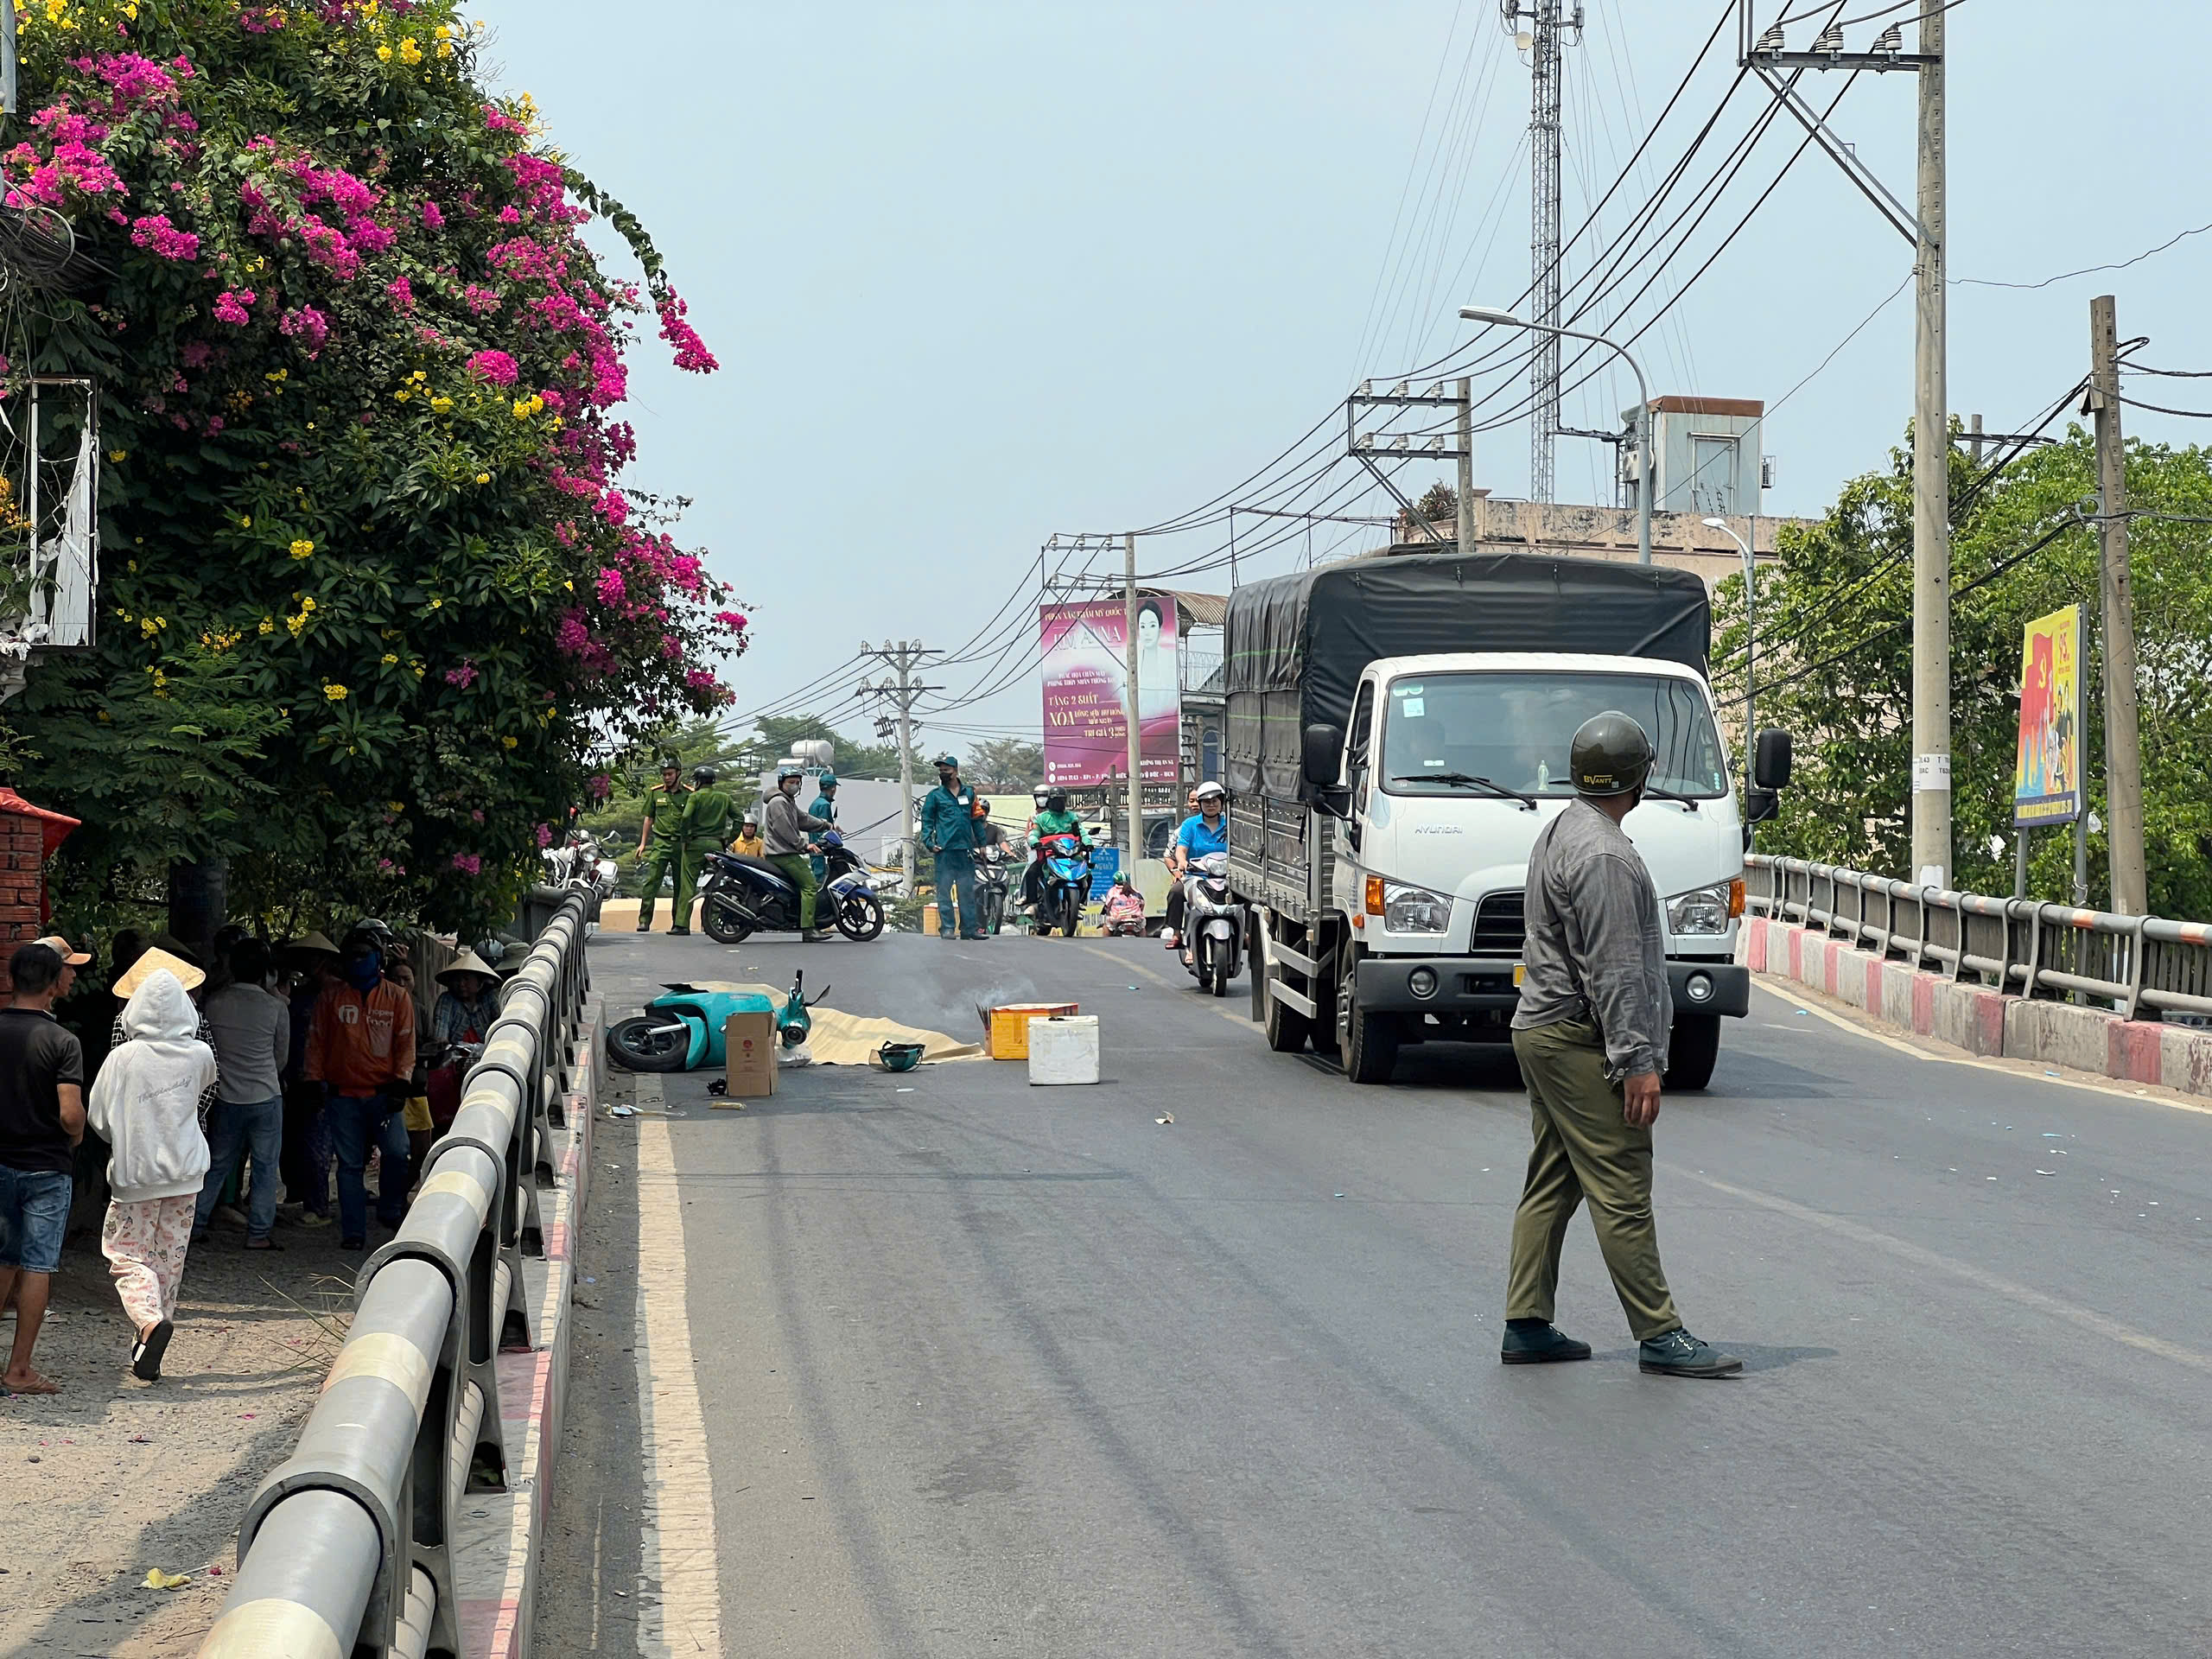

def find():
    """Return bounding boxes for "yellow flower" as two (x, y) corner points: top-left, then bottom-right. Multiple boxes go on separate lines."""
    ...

(381, 652), (399, 665)
(474, 472), (490, 484)
(140, 617), (159, 637)
(434, 22), (450, 38)
(289, 538), (315, 560)
(411, 663), (425, 678)
(108, 448), (127, 462)
(411, 370), (427, 383)
(376, 43), (392, 61)
(528, 394), (545, 416)
(395, 389), (412, 403)
(429, 597), (443, 609)
(258, 617), (275, 635)
(240, 515), (252, 528)
(429, 396), (453, 414)
(512, 398), (532, 420)
(436, 38), (454, 58)
(151, 670), (168, 690)
(398, 35), (422, 64)
(96, 709), (111, 722)
(501, 735), (518, 749)
(324, 683), (349, 702)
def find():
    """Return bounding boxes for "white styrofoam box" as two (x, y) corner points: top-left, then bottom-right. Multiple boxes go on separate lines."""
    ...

(1027, 1014), (1101, 1085)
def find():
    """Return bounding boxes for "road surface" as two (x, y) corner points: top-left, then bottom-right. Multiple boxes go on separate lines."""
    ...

(537, 926), (2212, 1656)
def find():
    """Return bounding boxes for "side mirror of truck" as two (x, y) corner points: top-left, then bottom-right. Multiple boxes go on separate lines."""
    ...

(1752, 728), (1793, 791)
(1744, 787), (1779, 825)
(1301, 723), (1344, 789)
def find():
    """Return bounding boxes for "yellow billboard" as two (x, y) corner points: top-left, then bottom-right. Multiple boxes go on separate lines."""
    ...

(2012, 605), (2082, 827)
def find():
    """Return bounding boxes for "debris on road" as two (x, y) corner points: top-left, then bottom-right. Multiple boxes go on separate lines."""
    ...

(143, 1569), (192, 1591)
(1155, 1112), (1173, 1125)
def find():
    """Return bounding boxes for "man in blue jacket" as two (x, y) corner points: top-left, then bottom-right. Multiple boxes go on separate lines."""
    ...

(918, 754), (985, 941)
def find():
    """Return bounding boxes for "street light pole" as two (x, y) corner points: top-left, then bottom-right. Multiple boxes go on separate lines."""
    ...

(1461, 305), (1651, 566)
(1704, 516), (1757, 842)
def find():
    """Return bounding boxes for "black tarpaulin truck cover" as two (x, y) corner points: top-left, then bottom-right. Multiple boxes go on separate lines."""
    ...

(1223, 550), (1712, 798)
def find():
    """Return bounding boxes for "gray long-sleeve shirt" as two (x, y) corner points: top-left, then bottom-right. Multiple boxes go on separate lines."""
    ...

(762, 791), (832, 856)
(1510, 798), (1673, 1079)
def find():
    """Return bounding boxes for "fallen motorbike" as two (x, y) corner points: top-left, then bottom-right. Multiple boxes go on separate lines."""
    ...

(1032, 832), (1091, 938)
(696, 830), (887, 944)
(606, 982), (774, 1072)
(1180, 851), (1247, 996)
(973, 843), (1013, 936)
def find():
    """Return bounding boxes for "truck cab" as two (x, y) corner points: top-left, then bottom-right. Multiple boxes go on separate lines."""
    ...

(1313, 650), (1753, 1086)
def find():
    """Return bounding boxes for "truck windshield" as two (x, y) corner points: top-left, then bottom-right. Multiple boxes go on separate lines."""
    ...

(1381, 671), (1729, 799)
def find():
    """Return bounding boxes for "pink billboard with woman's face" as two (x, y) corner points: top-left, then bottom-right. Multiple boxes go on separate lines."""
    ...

(1040, 599), (1179, 786)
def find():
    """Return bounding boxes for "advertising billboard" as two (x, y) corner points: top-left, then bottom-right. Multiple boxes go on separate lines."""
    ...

(2012, 604), (2082, 827)
(1040, 599), (1179, 787)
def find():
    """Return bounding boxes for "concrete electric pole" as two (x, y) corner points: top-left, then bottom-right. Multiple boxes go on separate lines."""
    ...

(1123, 531), (1143, 866)
(1456, 374), (1476, 550)
(2088, 294), (2147, 916)
(1909, 0), (1950, 887)
(859, 640), (940, 895)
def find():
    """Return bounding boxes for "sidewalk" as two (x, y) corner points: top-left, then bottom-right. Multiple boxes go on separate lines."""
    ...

(0, 1213), (357, 1656)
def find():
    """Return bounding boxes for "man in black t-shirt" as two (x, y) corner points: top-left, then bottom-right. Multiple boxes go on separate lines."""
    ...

(0, 943), (88, 1395)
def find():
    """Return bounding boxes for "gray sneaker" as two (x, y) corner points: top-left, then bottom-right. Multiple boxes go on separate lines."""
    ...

(1638, 1328), (1743, 1377)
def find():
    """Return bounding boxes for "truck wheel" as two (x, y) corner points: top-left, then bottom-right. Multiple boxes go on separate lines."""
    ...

(1664, 1013), (1722, 1091)
(1338, 947), (1398, 1084)
(1259, 919), (1311, 1052)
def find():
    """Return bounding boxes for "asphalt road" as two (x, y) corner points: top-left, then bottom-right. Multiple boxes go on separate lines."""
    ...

(539, 926), (2212, 1657)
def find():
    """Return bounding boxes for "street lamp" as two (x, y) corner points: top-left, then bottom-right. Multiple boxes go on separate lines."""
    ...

(1459, 304), (1653, 567)
(1703, 515), (1758, 842)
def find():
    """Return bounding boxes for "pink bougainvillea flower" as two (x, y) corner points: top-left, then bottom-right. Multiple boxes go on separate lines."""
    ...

(465, 347), (518, 385)
(212, 288), (255, 326)
(128, 213), (200, 261)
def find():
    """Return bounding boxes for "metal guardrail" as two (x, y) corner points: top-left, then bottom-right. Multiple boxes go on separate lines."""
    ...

(1746, 855), (2212, 1022)
(196, 892), (594, 1659)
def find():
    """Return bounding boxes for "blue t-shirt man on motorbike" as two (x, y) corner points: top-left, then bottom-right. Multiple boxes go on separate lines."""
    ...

(1164, 780), (1229, 957)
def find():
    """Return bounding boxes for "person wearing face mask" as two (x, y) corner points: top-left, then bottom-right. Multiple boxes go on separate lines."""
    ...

(303, 930), (417, 1250)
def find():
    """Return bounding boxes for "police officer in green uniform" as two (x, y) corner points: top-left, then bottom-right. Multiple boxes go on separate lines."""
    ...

(1501, 711), (1742, 1379)
(672, 766), (734, 938)
(633, 756), (690, 933)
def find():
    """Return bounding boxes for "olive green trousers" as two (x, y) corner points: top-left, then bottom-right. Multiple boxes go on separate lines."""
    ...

(1505, 1019), (1681, 1342)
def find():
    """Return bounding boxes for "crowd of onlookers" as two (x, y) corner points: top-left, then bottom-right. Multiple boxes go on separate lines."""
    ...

(0, 919), (505, 1394)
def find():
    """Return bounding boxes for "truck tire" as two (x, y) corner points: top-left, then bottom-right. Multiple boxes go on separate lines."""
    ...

(1664, 1013), (1722, 1091)
(1258, 917), (1312, 1052)
(1338, 946), (1399, 1084)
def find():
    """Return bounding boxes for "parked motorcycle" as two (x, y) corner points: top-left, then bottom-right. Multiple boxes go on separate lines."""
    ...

(542, 825), (620, 903)
(974, 843), (1013, 936)
(1033, 832), (1091, 938)
(696, 830), (887, 944)
(606, 982), (773, 1071)
(1180, 851), (1247, 996)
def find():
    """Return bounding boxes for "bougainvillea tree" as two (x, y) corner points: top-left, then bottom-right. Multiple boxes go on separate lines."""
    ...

(1, 0), (743, 936)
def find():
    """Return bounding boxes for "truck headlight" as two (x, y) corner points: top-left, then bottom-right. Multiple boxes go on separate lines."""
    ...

(1383, 881), (1452, 933)
(1665, 882), (1734, 937)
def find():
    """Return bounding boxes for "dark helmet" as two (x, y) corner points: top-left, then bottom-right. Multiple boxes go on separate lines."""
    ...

(1046, 791), (1068, 813)
(693, 766), (719, 786)
(1568, 710), (1655, 798)
(658, 753), (682, 772)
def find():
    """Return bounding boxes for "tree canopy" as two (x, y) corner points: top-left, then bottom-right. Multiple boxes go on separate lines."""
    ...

(1, 0), (743, 938)
(1713, 423), (2212, 918)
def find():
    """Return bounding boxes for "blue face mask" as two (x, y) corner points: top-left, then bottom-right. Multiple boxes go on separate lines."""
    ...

(344, 950), (383, 994)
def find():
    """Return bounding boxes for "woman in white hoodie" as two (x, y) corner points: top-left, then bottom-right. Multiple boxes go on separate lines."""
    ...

(86, 969), (218, 1382)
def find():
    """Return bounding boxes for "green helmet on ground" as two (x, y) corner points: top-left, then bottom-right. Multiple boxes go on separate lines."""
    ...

(1568, 710), (1654, 798)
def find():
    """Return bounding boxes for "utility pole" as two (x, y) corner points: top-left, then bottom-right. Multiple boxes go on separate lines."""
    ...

(1456, 374), (1475, 550)
(1122, 531), (1142, 866)
(2089, 294), (2146, 916)
(1909, 0), (1950, 887)
(858, 639), (940, 896)
(1505, 0), (1577, 502)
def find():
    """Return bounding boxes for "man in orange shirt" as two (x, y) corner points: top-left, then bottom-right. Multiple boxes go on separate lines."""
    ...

(305, 930), (417, 1250)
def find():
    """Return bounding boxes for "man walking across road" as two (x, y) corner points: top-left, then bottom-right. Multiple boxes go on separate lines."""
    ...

(1503, 711), (1740, 1379)
(763, 764), (835, 942)
(0, 943), (86, 1395)
(673, 766), (734, 938)
(634, 755), (690, 934)
(919, 754), (986, 941)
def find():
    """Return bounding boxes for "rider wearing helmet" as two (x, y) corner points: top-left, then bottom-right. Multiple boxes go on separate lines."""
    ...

(669, 766), (734, 938)
(1100, 868), (1147, 931)
(1021, 787), (1089, 925)
(633, 753), (691, 932)
(918, 754), (986, 940)
(1162, 780), (1229, 957)
(730, 811), (766, 860)
(1503, 711), (1740, 1379)
(763, 762), (836, 941)
(807, 770), (840, 882)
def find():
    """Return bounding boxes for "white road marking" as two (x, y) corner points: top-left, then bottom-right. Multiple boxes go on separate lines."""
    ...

(1670, 1163), (2212, 1376)
(631, 1075), (724, 1656)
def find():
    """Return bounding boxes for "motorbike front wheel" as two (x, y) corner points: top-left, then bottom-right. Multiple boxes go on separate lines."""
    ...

(702, 896), (754, 944)
(979, 887), (1005, 935)
(1209, 938), (1233, 996)
(1059, 887), (1081, 938)
(835, 890), (887, 942)
(607, 1015), (692, 1072)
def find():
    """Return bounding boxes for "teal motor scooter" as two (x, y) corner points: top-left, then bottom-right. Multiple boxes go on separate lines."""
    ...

(606, 982), (775, 1072)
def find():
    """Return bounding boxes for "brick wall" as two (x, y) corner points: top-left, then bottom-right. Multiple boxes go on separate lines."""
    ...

(0, 809), (52, 995)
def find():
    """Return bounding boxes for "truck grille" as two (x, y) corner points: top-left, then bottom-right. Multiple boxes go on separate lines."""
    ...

(1471, 890), (1526, 954)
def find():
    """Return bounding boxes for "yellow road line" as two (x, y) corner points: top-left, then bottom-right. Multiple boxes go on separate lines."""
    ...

(1669, 1163), (2212, 1376)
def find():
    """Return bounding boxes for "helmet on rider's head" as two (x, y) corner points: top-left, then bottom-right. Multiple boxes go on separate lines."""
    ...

(1113, 871), (1134, 887)
(1046, 791), (1068, 813)
(971, 797), (990, 815)
(775, 762), (805, 785)
(1194, 780), (1226, 806)
(1032, 785), (1050, 800)
(693, 766), (719, 787)
(1568, 710), (1654, 798)
(741, 813), (759, 830)
(658, 753), (682, 773)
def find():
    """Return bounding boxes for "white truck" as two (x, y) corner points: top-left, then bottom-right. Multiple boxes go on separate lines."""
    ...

(1224, 550), (1792, 1087)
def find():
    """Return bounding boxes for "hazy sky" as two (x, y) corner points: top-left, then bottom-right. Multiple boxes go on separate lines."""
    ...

(478, 2), (2212, 749)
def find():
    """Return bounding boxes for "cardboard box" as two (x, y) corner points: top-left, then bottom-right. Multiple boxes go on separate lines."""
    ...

(986, 1001), (1079, 1060)
(724, 1009), (777, 1099)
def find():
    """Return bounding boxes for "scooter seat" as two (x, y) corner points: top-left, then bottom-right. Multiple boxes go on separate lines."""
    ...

(726, 854), (788, 880)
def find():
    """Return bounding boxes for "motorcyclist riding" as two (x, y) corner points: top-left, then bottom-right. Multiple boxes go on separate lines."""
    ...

(763, 763), (835, 942)
(1022, 788), (1089, 925)
(808, 770), (839, 880)
(1101, 870), (1147, 934)
(1163, 780), (1229, 962)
